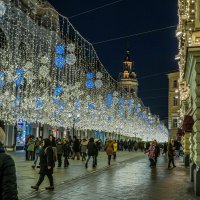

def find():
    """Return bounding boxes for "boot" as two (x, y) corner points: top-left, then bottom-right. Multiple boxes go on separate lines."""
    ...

(31, 185), (39, 190)
(45, 186), (54, 190)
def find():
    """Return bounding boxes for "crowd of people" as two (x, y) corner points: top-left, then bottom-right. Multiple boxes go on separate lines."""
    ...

(0, 125), (184, 199)
(24, 135), (144, 190)
(146, 139), (183, 169)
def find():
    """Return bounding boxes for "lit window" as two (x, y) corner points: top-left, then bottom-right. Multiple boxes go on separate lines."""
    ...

(172, 118), (178, 128)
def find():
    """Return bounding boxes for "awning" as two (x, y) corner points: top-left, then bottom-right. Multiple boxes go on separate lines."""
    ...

(182, 115), (194, 132)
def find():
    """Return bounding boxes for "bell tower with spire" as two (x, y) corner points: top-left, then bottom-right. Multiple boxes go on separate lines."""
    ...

(119, 49), (138, 96)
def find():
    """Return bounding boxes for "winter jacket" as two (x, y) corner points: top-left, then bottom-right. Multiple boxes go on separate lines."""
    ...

(73, 139), (80, 152)
(56, 143), (63, 155)
(0, 143), (18, 200)
(113, 143), (118, 153)
(39, 147), (54, 175)
(27, 138), (35, 152)
(63, 143), (71, 157)
(105, 141), (114, 155)
(87, 141), (98, 156)
(81, 141), (88, 153)
(147, 144), (156, 160)
(168, 143), (175, 159)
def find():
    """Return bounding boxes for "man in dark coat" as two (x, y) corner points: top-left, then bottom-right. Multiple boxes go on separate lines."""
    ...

(72, 136), (80, 160)
(31, 138), (55, 190)
(85, 138), (98, 168)
(0, 127), (18, 200)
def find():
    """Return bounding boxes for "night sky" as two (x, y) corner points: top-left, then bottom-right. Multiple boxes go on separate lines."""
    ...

(48, 0), (178, 122)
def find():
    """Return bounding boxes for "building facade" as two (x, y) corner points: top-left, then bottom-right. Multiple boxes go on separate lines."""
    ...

(119, 50), (138, 96)
(177, 0), (200, 196)
(167, 71), (180, 140)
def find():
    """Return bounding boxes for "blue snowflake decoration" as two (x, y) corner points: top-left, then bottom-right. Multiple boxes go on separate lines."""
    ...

(127, 99), (133, 106)
(86, 72), (94, 79)
(16, 68), (24, 76)
(85, 80), (94, 89)
(54, 55), (65, 69)
(141, 112), (145, 120)
(87, 103), (95, 110)
(15, 76), (24, 87)
(75, 99), (81, 110)
(106, 93), (112, 108)
(55, 44), (65, 54)
(119, 98), (124, 104)
(54, 84), (63, 97)
(119, 104), (124, 111)
(35, 97), (44, 109)
(53, 97), (60, 105)
(0, 80), (5, 88)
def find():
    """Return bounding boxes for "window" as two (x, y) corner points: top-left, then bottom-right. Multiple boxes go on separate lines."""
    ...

(172, 118), (178, 128)
(173, 80), (177, 88)
(173, 97), (178, 106)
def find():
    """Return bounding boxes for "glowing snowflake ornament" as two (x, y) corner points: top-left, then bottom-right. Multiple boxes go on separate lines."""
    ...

(66, 54), (76, 65)
(67, 43), (75, 53)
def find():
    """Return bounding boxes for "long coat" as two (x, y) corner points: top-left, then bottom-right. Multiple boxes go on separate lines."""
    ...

(0, 143), (18, 200)
(105, 141), (114, 156)
(87, 141), (98, 156)
(27, 138), (35, 152)
(39, 147), (54, 175)
(168, 143), (175, 159)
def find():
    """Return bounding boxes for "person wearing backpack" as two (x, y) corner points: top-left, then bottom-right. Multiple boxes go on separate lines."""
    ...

(0, 127), (18, 200)
(31, 138), (55, 190)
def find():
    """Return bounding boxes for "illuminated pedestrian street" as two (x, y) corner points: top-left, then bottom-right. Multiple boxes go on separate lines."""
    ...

(11, 151), (199, 200)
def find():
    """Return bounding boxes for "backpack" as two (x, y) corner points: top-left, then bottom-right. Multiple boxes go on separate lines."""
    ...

(45, 146), (58, 162)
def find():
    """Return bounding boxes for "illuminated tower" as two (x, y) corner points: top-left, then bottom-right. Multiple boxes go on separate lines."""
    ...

(119, 49), (138, 96)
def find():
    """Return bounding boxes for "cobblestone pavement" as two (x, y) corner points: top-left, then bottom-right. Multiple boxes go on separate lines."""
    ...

(10, 150), (144, 199)
(11, 150), (200, 200)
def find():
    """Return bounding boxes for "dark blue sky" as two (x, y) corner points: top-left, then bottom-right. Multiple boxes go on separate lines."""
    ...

(48, 0), (178, 120)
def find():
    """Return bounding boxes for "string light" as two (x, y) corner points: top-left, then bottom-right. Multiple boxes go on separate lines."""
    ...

(0, 0), (168, 142)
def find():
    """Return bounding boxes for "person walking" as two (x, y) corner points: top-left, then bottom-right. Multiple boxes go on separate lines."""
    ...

(113, 140), (118, 160)
(31, 138), (55, 190)
(105, 138), (114, 166)
(72, 136), (80, 160)
(32, 136), (42, 169)
(146, 141), (156, 168)
(56, 139), (63, 167)
(81, 138), (88, 161)
(168, 139), (176, 169)
(85, 138), (98, 168)
(63, 139), (70, 167)
(0, 127), (18, 200)
(27, 135), (35, 161)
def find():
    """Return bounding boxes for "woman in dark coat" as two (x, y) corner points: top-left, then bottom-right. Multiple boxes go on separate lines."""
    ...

(85, 138), (98, 168)
(168, 139), (176, 169)
(31, 138), (55, 190)
(0, 127), (18, 200)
